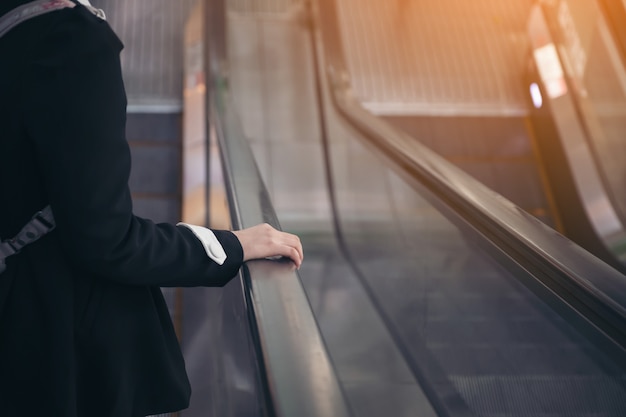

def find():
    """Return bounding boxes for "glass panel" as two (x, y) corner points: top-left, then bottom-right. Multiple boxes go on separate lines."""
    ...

(327, 121), (626, 416)
(179, 4), (264, 416)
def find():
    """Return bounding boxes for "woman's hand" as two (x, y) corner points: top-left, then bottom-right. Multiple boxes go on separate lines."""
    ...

(232, 223), (303, 269)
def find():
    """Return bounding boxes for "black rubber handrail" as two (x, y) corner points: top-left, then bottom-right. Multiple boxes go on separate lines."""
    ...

(314, 0), (626, 352)
(203, 1), (353, 416)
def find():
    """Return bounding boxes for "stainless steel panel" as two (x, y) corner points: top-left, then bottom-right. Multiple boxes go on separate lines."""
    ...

(333, 0), (533, 116)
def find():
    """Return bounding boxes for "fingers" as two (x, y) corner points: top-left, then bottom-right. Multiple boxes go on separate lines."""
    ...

(233, 223), (304, 268)
(275, 231), (304, 267)
(266, 227), (303, 269)
(281, 240), (303, 269)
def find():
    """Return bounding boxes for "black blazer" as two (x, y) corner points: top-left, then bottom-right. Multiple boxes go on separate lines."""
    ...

(0, 4), (243, 416)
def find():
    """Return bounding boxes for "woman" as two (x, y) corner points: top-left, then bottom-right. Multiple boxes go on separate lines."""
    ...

(0, 1), (303, 416)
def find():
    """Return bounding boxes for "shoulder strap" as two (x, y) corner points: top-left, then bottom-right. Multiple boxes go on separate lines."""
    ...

(0, 0), (76, 39)
(0, 0), (106, 39)
(1, 207), (56, 274)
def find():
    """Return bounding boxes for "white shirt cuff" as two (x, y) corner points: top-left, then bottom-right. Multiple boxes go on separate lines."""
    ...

(177, 223), (227, 265)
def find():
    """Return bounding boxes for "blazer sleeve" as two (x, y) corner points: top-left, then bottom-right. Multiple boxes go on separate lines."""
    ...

(21, 9), (243, 287)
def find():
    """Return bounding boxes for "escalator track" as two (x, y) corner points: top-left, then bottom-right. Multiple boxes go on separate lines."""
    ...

(182, 0), (626, 415)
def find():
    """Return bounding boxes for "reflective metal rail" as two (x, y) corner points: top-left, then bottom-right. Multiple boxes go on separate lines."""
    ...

(203, 1), (352, 416)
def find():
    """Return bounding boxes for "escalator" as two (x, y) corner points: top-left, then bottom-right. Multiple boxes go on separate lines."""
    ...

(179, 0), (626, 416)
(323, 0), (626, 272)
(525, 0), (626, 271)
(325, 0), (559, 236)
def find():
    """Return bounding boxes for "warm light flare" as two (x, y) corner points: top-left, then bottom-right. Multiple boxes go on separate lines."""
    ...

(530, 82), (543, 108)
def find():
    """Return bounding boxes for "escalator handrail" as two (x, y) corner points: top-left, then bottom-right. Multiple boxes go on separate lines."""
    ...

(597, 0), (626, 71)
(314, 0), (626, 349)
(204, 2), (352, 416)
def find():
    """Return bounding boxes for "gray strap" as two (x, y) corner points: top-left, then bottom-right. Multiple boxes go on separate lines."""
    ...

(0, 0), (106, 40)
(0, 206), (56, 274)
(0, 0), (76, 38)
